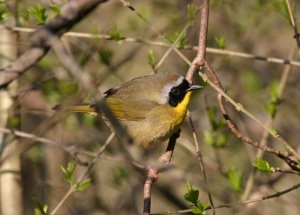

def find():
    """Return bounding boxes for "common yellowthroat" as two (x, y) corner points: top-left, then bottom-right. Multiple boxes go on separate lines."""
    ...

(56, 72), (201, 148)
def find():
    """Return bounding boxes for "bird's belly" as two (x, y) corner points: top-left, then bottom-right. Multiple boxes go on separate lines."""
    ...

(123, 109), (187, 148)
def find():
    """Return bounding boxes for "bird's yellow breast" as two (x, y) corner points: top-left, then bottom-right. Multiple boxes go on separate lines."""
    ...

(171, 91), (192, 125)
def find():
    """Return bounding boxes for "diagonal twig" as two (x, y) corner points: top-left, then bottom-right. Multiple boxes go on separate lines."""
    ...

(0, 0), (109, 88)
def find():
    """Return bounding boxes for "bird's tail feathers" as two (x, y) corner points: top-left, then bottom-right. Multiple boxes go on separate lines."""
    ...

(52, 104), (98, 116)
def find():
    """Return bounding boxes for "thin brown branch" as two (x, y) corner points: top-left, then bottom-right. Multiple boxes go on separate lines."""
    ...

(242, 45), (298, 201)
(143, 130), (181, 214)
(152, 182), (300, 214)
(187, 112), (215, 214)
(185, 0), (209, 83)
(143, 168), (159, 215)
(0, 127), (89, 166)
(154, 24), (190, 73)
(49, 132), (115, 215)
(0, 0), (109, 88)
(284, 0), (300, 56)
(49, 35), (92, 90)
(203, 60), (300, 171)
(2, 25), (300, 67)
(242, 182), (300, 204)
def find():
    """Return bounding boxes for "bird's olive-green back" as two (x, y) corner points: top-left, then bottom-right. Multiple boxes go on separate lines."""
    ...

(104, 72), (182, 121)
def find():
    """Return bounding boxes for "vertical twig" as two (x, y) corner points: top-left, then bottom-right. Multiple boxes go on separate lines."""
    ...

(187, 112), (215, 214)
(143, 168), (159, 215)
(185, 0), (209, 83)
(284, 0), (300, 56)
(143, 130), (181, 214)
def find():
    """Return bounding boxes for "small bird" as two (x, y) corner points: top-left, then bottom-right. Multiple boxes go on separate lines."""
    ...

(56, 72), (201, 148)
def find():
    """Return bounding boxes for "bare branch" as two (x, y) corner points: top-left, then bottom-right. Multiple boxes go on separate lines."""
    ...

(49, 132), (115, 215)
(284, 0), (300, 56)
(0, 0), (109, 88)
(185, 0), (209, 83)
(2, 25), (300, 67)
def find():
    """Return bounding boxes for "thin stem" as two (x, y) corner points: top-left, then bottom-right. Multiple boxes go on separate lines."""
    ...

(1, 25), (300, 67)
(284, 0), (300, 56)
(50, 132), (115, 215)
(187, 112), (215, 214)
(242, 45), (298, 201)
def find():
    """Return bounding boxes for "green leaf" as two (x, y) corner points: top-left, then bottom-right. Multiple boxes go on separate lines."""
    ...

(187, 4), (199, 24)
(66, 114), (80, 130)
(272, 0), (295, 23)
(265, 81), (279, 117)
(214, 36), (226, 49)
(108, 26), (124, 43)
(184, 182), (199, 205)
(216, 133), (228, 148)
(81, 113), (97, 126)
(33, 198), (48, 215)
(192, 207), (203, 214)
(112, 166), (129, 185)
(7, 116), (21, 127)
(241, 70), (262, 92)
(0, 4), (9, 22)
(297, 161), (300, 169)
(60, 162), (76, 185)
(207, 106), (219, 130)
(204, 131), (227, 148)
(167, 31), (188, 49)
(99, 48), (113, 66)
(58, 81), (78, 96)
(20, 10), (30, 25)
(28, 4), (48, 25)
(192, 202), (209, 214)
(252, 158), (272, 173)
(147, 49), (158, 69)
(203, 131), (215, 146)
(227, 168), (242, 193)
(265, 102), (277, 118)
(269, 81), (279, 102)
(76, 179), (92, 192)
(41, 80), (59, 102)
(50, 5), (61, 17)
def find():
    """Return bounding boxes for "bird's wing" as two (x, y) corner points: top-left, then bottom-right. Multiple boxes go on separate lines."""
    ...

(104, 85), (158, 121)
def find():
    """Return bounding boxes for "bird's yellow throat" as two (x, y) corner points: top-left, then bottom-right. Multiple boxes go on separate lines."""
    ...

(172, 91), (192, 121)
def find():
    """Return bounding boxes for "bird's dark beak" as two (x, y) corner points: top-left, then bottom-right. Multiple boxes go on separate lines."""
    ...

(186, 84), (202, 92)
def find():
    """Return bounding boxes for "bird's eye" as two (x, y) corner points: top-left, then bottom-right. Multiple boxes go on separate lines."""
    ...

(171, 88), (180, 95)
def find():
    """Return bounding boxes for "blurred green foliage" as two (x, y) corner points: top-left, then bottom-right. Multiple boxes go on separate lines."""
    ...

(187, 4), (199, 24)
(147, 49), (158, 69)
(108, 26), (124, 43)
(272, 0), (295, 23)
(167, 31), (188, 49)
(0, 4), (8, 22)
(112, 166), (129, 185)
(227, 168), (243, 194)
(214, 36), (226, 49)
(41, 80), (78, 103)
(99, 48), (113, 66)
(27, 4), (47, 25)
(33, 198), (48, 215)
(264, 80), (279, 118)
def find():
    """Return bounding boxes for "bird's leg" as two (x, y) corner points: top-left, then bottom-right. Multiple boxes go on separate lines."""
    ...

(158, 128), (181, 164)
